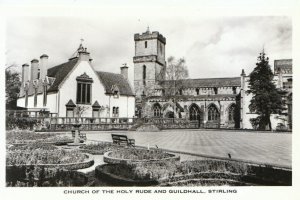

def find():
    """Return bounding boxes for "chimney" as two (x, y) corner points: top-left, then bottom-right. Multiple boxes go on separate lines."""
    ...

(22, 63), (29, 83)
(40, 54), (49, 80)
(30, 59), (39, 80)
(78, 48), (90, 61)
(120, 64), (129, 80)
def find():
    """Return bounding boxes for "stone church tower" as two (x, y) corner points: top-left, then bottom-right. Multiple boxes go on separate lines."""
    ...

(133, 28), (166, 103)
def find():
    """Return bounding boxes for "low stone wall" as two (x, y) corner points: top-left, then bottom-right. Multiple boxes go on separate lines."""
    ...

(6, 154), (94, 170)
(103, 151), (180, 164)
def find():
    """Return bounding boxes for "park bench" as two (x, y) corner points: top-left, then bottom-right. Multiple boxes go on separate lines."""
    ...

(111, 134), (135, 147)
(71, 130), (87, 141)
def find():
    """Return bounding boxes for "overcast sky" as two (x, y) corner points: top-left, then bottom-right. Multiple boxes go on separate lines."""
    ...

(5, 16), (292, 83)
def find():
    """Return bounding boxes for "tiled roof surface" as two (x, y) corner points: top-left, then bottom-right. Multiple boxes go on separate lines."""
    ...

(161, 77), (241, 88)
(148, 94), (239, 101)
(96, 71), (135, 96)
(47, 58), (79, 92)
(19, 79), (45, 97)
(19, 58), (134, 97)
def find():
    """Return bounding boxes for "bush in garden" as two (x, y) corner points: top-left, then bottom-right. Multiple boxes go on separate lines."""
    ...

(6, 117), (43, 130)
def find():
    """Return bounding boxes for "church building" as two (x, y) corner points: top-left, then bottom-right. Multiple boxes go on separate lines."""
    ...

(133, 29), (292, 130)
(17, 44), (135, 118)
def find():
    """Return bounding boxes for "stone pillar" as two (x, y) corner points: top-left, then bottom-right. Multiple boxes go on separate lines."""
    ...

(240, 69), (246, 129)
(219, 101), (226, 128)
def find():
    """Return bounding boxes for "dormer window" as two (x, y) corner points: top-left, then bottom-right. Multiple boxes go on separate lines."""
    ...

(76, 73), (93, 104)
(111, 85), (120, 98)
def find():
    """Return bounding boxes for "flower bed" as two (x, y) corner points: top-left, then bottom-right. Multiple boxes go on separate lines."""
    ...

(106, 148), (175, 161)
(6, 130), (73, 145)
(95, 159), (292, 186)
(80, 142), (121, 155)
(7, 147), (86, 165)
(6, 166), (89, 187)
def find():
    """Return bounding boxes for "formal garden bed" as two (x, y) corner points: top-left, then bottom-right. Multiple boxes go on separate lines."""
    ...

(95, 159), (292, 186)
(6, 142), (94, 169)
(104, 148), (180, 164)
(79, 142), (121, 155)
(6, 130), (73, 145)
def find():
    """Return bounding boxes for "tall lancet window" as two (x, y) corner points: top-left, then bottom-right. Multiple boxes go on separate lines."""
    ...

(76, 73), (93, 104)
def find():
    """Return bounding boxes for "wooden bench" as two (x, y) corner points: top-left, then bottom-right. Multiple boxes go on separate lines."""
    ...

(111, 134), (135, 147)
(71, 130), (87, 141)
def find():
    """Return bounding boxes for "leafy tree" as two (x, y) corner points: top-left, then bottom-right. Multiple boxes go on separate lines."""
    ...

(5, 66), (21, 109)
(247, 51), (286, 130)
(140, 56), (189, 118)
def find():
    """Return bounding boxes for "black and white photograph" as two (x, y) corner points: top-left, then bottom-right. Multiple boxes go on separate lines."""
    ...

(1, 0), (299, 200)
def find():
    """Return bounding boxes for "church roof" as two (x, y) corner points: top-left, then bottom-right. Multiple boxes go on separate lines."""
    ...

(47, 58), (79, 92)
(96, 71), (135, 96)
(161, 77), (241, 88)
(19, 57), (134, 97)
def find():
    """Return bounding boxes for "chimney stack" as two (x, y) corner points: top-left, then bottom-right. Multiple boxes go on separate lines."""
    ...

(120, 64), (129, 80)
(78, 48), (90, 61)
(40, 54), (49, 80)
(30, 59), (39, 80)
(22, 63), (29, 83)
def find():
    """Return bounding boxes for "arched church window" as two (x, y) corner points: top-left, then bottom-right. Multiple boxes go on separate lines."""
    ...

(153, 103), (162, 117)
(196, 88), (200, 95)
(208, 104), (220, 121)
(189, 104), (201, 121)
(143, 65), (146, 86)
(228, 104), (236, 121)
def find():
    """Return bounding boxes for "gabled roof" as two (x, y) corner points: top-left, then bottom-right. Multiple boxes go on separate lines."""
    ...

(96, 71), (135, 96)
(161, 77), (241, 88)
(19, 57), (135, 98)
(47, 58), (79, 92)
(92, 100), (101, 108)
(65, 99), (76, 107)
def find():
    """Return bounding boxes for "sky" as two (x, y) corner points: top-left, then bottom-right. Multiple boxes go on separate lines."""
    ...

(5, 15), (292, 83)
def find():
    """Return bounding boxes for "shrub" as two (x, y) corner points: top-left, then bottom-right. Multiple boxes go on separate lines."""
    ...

(6, 117), (43, 130)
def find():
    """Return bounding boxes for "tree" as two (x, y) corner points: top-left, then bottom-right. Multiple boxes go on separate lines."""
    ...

(247, 51), (286, 130)
(138, 56), (189, 118)
(5, 65), (21, 109)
